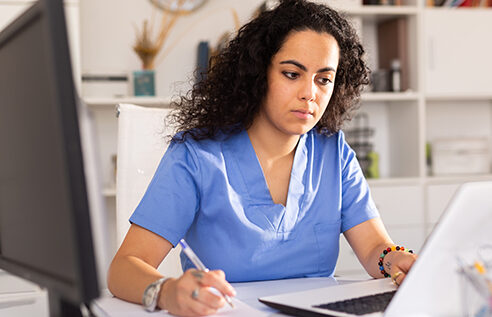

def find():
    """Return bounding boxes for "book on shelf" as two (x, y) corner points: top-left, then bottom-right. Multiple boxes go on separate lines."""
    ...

(363, 0), (403, 4)
(427, 0), (492, 6)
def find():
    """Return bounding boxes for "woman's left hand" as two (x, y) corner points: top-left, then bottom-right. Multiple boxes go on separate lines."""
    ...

(384, 250), (417, 286)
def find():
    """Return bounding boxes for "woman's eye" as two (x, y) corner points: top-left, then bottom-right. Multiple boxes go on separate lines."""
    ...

(282, 71), (299, 80)
(317, 76), (333, 85)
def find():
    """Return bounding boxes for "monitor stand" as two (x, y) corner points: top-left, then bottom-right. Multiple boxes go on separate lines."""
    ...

(48, 290), (87, 317)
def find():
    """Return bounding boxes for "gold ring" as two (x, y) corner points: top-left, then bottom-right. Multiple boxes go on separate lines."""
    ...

(191, 288), (199, 299)
(391, 272), (403, 286)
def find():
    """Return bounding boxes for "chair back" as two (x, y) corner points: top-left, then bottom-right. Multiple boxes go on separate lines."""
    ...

(116, 103), (183, 277)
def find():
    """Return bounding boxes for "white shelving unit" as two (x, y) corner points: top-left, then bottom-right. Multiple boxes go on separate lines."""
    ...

(82, 1), (492, 274)
(333, 1), (492, 274)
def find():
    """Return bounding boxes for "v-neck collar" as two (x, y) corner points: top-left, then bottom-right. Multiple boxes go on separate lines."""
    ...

(224, 130), (309, 232)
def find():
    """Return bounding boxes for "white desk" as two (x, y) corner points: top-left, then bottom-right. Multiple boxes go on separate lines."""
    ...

(92, 276), (368, 316)
(0, 270), (49, 317)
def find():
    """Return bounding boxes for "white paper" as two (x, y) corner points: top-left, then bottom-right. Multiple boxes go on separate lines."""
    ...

(92, 277), (359, 316)
(92, 295), (270, 317)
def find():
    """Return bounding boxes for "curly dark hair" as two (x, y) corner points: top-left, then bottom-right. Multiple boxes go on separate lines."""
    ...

(170, 0), (369, 142)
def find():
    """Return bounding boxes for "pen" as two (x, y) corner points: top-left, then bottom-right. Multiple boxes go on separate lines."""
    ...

(474, 261), (492, 295)
(179, 239), (234, 308)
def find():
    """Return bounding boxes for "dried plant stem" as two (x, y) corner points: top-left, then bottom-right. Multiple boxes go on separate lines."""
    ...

(133, 0), (186, 70)
(155, 10), (182, 55)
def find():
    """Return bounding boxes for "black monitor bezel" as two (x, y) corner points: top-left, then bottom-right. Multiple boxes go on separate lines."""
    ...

(0, 0), (99, 305)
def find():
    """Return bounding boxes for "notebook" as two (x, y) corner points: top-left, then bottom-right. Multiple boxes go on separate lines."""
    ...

(259, 181), (492, 316)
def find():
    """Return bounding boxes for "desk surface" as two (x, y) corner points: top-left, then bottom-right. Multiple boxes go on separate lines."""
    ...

(92, 276), (369, 316)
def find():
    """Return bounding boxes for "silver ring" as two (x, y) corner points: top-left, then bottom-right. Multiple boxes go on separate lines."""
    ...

(191, 288), (199, 299)
(191, 270), (204, 280)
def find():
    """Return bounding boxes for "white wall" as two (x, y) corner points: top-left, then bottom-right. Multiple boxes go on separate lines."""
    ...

(79, 0), (265, 97)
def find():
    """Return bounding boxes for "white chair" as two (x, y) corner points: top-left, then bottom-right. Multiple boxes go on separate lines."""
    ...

(116, 103), (183, 277)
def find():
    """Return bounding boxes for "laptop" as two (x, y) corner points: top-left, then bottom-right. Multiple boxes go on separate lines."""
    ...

(259, 181), (492, 316)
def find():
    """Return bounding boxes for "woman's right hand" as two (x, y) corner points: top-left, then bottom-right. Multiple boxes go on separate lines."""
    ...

(159, 269), (236, 316)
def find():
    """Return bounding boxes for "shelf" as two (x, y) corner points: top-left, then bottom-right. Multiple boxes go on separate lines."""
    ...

(425, 174), (492, 185)
(84, 96), (173, 108)
(361, 91), (419, 102)
(425, 93), (492, 101)
(344, 5), (418, 20)
(367, 177), (421, 187)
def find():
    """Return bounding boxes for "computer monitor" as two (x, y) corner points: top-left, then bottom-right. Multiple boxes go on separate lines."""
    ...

(0, 0), (100, 316)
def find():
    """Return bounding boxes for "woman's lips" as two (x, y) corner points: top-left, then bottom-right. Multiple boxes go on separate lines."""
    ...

(292, 110), (313, 119)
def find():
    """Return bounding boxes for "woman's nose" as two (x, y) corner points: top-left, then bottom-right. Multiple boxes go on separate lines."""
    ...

(298, 78), (316, 101)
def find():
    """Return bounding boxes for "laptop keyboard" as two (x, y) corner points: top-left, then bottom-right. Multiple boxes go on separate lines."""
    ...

(313, 290), (397, 315)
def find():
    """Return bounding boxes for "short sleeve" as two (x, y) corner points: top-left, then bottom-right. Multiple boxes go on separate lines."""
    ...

(129, 140), (201, 246)
(339, 132), (380, 233)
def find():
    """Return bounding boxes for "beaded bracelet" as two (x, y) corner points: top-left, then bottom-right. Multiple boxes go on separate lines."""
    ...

(378, 245), (414, 278)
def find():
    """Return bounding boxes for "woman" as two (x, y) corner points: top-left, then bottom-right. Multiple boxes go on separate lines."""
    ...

(107, 0), (417, 316)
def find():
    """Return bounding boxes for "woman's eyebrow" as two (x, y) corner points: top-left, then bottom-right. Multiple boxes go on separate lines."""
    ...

(279, 60), (336, 73)
(280, 60), (307, 71)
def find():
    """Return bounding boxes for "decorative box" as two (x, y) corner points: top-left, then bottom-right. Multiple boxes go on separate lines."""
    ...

(431, 137), (490, 176)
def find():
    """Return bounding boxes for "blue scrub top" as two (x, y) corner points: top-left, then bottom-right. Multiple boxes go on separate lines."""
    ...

(130, 129), (379, 282)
